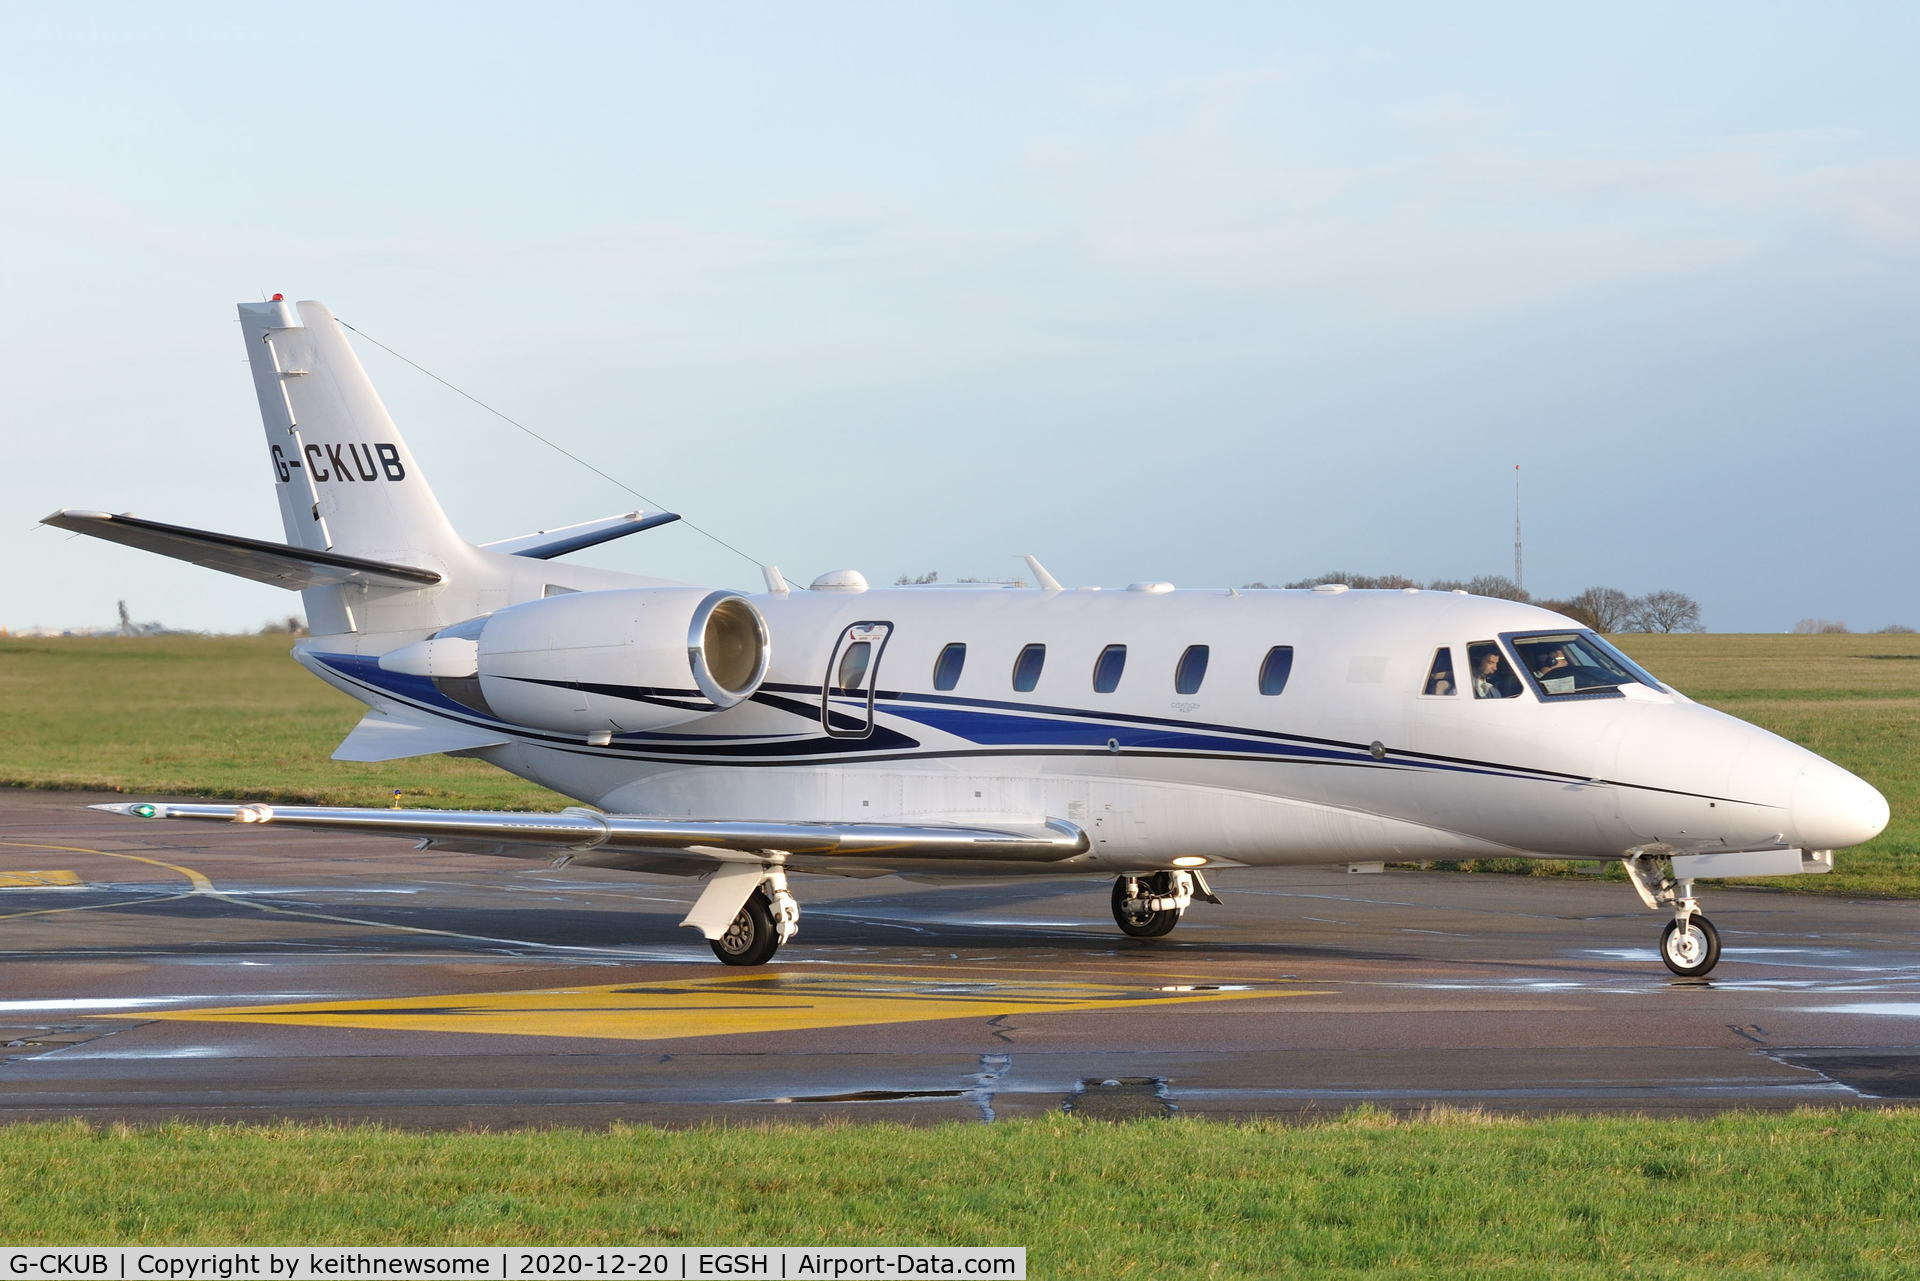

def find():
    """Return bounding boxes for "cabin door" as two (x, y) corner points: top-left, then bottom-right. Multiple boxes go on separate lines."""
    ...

(822, 621), (893, 738)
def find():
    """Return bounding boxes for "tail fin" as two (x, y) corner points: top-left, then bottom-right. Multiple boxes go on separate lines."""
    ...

(239, 298), (464, 561)
(236, 298), (500, 637)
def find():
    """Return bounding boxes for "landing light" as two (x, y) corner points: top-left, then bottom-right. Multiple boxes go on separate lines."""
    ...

(1171, 856), (1208, 867)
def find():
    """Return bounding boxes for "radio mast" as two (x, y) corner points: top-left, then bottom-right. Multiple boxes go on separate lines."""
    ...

(1513, 465), (1524, 593)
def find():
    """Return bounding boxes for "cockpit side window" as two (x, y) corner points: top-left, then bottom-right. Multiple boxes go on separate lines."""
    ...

(1467, 641), (1521, 699)
(1422, 647), (1456, 696)
(1503, 630), (1664, 700)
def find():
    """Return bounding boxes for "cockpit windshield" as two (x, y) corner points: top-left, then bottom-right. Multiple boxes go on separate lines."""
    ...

(1502, 630), (1664, 700)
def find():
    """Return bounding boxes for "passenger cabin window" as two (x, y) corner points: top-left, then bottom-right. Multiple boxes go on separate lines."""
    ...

(1467, 641), (1521, 699)
(1092, 644), (1127, 693)
(1258, 646), (1294, 696)
(1175, 645), (1210, 695)
(1423, 647), (1456, 696)
(1506, 630), (1664, 700)
(1011, 643), (1046, 692)
(932, 642), (966, 691)
(835, 641), (873, 692)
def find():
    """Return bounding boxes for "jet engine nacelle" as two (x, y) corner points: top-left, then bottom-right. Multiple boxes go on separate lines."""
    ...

(385, 588), (769, 734)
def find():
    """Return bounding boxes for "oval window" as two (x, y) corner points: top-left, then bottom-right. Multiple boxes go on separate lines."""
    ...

(1175, 645), (1210, 695)
(1012, 643), (1046, 692)
(932, 642), (966, 691)
(1258, 646), (1293, 695)
(1093, 644), (1127, 693)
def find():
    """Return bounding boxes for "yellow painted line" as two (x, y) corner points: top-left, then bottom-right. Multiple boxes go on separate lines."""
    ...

(121, 972), (1326, 1042)
(0, 840), (215, 891)
(0, 869), (83, 888)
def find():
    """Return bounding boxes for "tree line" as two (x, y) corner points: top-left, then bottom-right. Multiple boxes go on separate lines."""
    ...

(1242, 574), (1704, 633)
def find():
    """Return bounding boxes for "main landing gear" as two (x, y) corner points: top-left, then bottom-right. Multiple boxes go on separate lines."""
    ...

(1111, 870), (1218, 939)
(1624, 854), (1721, 977)
(685, 865), (801, 966)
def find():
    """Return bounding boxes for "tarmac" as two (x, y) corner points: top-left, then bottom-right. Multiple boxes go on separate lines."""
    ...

(2, 788), (1917, 1126)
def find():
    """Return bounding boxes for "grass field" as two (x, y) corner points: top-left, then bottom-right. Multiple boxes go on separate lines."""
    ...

(0, 631), (1913, 894)
(0, 1110), (1915, 1277)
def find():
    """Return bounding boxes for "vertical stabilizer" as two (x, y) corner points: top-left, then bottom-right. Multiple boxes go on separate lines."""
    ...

(238, 299), (461, 560)
(237, 299), (479, 637)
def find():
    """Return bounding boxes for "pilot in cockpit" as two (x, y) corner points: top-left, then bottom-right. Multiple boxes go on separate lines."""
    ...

(1469, 644), (1519, 698)
(1531, 645), (1570, 679)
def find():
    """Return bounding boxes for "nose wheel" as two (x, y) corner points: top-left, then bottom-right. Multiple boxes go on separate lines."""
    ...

(1659, 914), (1720, 977)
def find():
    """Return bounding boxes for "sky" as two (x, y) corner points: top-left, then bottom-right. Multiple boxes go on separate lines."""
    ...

(6, 1), (1918, 634)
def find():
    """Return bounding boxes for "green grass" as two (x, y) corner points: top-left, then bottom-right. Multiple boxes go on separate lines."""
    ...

(0, 1111), (1915, 1276)
(1, 632), (1913, 893)
(0, 635), (561, 809)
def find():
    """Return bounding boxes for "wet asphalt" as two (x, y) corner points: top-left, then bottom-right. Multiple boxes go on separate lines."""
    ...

(2, 789), (1917, 1126)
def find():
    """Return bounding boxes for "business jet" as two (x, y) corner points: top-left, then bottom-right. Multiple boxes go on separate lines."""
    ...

(45, 297), (1889, 977)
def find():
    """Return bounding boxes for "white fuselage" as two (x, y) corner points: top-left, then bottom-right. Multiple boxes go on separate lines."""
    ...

(294, 583), (1885, 880)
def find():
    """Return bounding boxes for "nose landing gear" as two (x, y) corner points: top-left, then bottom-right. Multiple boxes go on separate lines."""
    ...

(1625, 853), (1720, 977)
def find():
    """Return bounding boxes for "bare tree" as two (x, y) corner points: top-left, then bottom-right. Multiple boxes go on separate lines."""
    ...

(1536, 595), (1597, 626)
(1569, 586), (1633, 632)
(1282, 571), (1419, 590)
(1464, 574), (1530, 602)
(1876, 623), (1916, 634)
(1627, 590), (1704, 633)
(1792, 618), (1850, 634)
(893, 571), (940, 585)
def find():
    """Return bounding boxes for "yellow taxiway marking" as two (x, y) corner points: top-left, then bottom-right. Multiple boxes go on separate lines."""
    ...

(120, 973), (1323, 1042)
(0, 869), (83, 888)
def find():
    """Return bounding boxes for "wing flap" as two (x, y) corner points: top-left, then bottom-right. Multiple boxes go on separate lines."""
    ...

(42, 511), (443, 589)
(90, 802), (1088, 865)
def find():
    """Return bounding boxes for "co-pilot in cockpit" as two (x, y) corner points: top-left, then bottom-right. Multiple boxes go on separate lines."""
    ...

(1467, 641), (1520, 698)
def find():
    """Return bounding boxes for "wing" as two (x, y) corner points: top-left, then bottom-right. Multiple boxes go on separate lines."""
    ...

(90, 802), (1089, 877)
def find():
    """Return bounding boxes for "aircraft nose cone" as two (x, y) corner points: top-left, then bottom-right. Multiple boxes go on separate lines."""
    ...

(1791, 760), (1889, 851)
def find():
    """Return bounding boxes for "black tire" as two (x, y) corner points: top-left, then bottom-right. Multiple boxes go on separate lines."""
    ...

(710, 888), (781, 966)
(1112, 875), (1181, 939)
(1659, 914), (1721, 977)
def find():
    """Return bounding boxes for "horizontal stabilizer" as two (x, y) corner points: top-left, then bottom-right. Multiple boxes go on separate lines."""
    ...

(92, 802), (1088, 864)
(480, 510), (681, 560)
(41, 511), (443, 590)
(332, 712), (508, 762)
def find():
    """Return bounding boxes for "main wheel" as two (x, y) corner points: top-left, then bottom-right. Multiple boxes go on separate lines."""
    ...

(711, 888), (781, 966)
(1659, 914), (1721, 977)
(1112, 875), (1181, 939)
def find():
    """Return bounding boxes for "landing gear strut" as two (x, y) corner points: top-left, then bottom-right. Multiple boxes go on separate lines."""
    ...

(1625, 853), (1721, 977)
(1111, 870), (1215, 939)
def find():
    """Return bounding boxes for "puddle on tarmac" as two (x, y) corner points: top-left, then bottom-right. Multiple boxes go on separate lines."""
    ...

(759, 1088), (968, 1104)
(1065, 1077), (1177, 1120)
